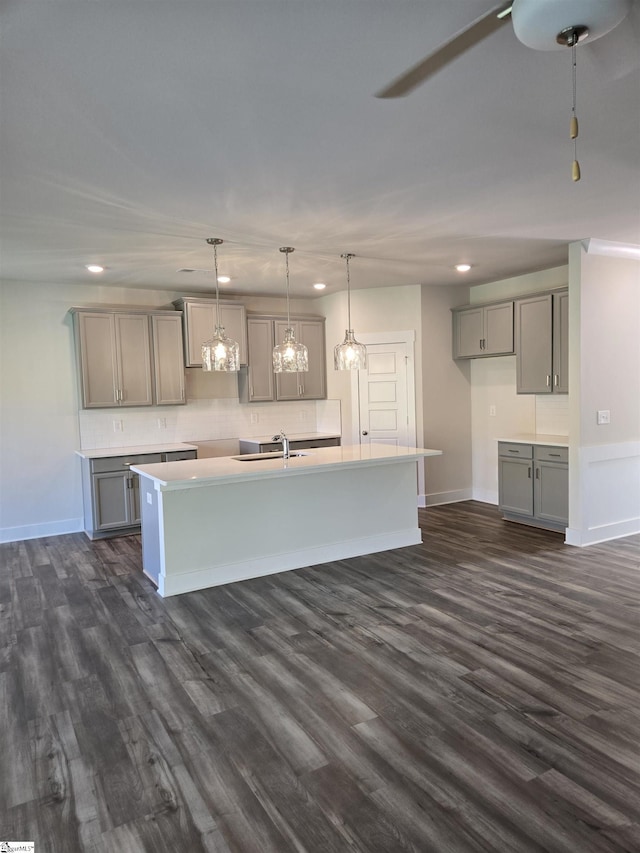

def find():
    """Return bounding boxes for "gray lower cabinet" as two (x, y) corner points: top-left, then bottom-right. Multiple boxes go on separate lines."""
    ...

(172, 297), (247, 367)
(81, 449), (196, 538)
(515, 290), (568, 394)
(498, 442), (568, 531)
(239, 436), (341, 453)
(452, 301), (514, 358)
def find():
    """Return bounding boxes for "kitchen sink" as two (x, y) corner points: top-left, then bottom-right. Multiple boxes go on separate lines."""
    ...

(232, 451), (310, 462)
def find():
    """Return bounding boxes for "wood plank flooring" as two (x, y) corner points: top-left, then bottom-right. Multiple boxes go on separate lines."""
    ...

(1, 501), (639, 852)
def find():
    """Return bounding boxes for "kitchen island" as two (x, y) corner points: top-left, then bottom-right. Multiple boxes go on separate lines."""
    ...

(131, 444), (442, 597)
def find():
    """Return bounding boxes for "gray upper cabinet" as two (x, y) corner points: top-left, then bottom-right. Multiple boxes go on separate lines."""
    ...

(74, 311), (153, 408)
(239, 314), (327, 402)
(239, 316), (275, 402)
(515, 290), (568, 394)
(151, 313), (186, 405)
(72, 308), (186, 409)
(173, 297), (247, 367)
(453, 301), (514, 358)
(552, 290), (569, 394)
(274, 318), (326, 400)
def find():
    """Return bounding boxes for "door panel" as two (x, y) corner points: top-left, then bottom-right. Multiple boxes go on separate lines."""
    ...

(358, 342), (410, 447)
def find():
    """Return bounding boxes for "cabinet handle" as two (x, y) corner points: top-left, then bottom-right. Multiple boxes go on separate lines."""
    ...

(528, 466), (532, 478)
(535, 468), (540, 479)
(507, 449), (519, 453)
(553, 374), (559, 387)
(546, 375), (551, 387)
(549, 453), (561, 458)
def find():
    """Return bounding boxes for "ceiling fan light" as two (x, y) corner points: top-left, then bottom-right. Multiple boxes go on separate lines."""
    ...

(511, 0), (633, 51)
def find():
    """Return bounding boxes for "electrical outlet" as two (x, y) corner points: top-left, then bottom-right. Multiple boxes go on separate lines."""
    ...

(489, 405), (496, 417)
(112, 419), (123, 432)
(146, 492), (153, 505)
(250, 412), (259, 424)
(157, 417), (167, 429)
(597, 409), (611, 425)
(298, 410), (307, 421)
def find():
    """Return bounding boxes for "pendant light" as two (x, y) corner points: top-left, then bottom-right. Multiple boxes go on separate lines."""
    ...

(334, 253), (366, 370)
(272, 246), (309, 373)
(201, 238), (240, 372)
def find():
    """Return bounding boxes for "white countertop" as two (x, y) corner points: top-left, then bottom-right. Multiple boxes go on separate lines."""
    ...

(238, 432), (341, 444)
(497, 434), (569, 447)
(76, 442), (198, 459)
(131, 444), (442, 490)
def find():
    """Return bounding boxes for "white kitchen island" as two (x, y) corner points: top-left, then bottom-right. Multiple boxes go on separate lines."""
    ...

(131, 444), (442, 597)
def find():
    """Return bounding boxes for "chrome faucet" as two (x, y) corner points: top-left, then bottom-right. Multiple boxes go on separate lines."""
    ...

(272, 430), (290, 460)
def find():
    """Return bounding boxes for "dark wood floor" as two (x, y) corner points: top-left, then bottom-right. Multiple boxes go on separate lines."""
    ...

(1, 502), (639, 852)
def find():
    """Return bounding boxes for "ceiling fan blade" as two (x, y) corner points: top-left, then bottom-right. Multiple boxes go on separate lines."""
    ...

(375, 2), (513, 98)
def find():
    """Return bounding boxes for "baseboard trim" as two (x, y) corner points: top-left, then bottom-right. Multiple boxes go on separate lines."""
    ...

(420, 488), (473, 507)
(158, 527), (423, 597)
(565, 518), (640, 547)
(0, 518), (84, 544)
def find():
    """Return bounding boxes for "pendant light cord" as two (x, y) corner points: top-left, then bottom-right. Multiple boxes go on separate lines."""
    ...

(342, 252), (355, 330)
(207, 237), (224, 329)
(280, 246), (294, 327)
(570, 40), (580, 181)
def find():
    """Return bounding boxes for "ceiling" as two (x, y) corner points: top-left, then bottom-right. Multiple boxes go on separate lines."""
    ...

(1, 1), (639, 298)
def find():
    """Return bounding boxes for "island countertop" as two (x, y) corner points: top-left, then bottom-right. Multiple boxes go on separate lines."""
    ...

(131, 444), (442, 490)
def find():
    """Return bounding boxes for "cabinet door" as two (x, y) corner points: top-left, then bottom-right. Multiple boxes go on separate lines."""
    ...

(484, 302), (513, 355)
(246, 317), (275, 401)
(498, 457), (533, 516)
(151, 314), (186, 405)
(298, 319), (326, 399)
(274, 320), (302, 400)
(92, 472), (132, 529)
(552, 290), (569, 394)
(183, 302), (247, 367)
(453, 307), (483, 358)
(129, 473), (142, 524)
(114, 314), (153, 406)
(77, 312), (118, 407)
(515, 294), (553, 394)
(534, 461), (568, 525)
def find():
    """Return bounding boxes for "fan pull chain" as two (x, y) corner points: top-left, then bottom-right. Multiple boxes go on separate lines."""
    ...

(570, 42), (581, 182)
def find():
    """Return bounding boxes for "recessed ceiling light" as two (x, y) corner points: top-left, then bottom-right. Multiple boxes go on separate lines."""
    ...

(313, 282), (326, 290)
(455, 263), (472, 273)
(85, 264), (104, 273)
(217, 275), (231, 284)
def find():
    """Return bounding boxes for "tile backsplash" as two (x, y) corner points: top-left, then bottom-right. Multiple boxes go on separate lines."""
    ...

(535, 394), (569, 436)
(78, 397), (342, 450)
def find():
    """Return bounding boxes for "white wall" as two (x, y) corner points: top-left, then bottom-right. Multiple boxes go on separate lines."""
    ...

(421, 283), (474, 505)
(566, 243), (640, 545)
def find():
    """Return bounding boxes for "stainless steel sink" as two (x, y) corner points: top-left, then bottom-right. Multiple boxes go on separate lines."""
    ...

(232, 451), (310, 462)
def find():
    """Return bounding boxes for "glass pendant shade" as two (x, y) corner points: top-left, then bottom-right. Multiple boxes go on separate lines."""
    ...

(334, 330), (367, 370)
(201, 237), (240, 372)
(334, 252), (367, 370)
(273, 246), (309, 374)
(202, 326), (240, 372)
(273, 327), (309, 373)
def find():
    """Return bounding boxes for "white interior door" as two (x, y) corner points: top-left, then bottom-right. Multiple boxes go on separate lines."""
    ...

(357, 341), (413, 447)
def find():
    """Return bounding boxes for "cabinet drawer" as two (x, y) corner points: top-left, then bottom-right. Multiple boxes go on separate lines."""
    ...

(162, 450), (197, 462)
(91, 453), (162, 473)
(534, 446), (568, 463)
(498, 443), (533, 459)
